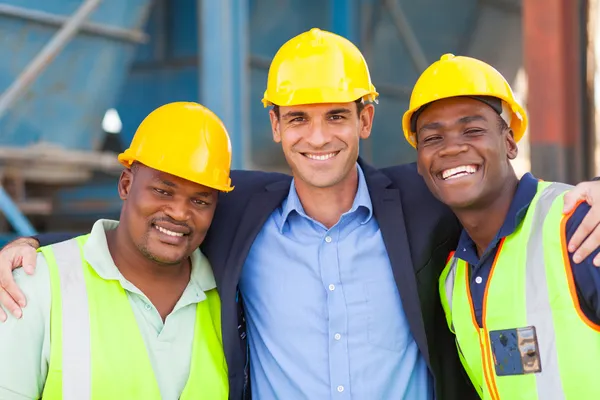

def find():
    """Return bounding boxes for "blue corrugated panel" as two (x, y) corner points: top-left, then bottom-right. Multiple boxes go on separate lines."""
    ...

(0, 0), (152, 151)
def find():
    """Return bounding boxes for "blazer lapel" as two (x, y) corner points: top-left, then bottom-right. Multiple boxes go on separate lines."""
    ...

(225, 180), (290, 292)
(361, 161), (430, 367)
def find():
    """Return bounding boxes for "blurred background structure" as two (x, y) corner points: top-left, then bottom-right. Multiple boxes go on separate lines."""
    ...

(0, 0), (597, 244)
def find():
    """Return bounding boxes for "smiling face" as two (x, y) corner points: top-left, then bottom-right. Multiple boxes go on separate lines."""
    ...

(118, 163), (218, 265)
(269, 101), (374, 189)
(415, 97), (518, 210)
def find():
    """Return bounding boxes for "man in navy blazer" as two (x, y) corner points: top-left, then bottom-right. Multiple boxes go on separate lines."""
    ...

(3, 28), (600, 399)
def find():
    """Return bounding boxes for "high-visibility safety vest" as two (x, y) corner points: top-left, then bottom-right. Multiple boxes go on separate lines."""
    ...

(38, 235), (228, 399)
(439, 181), (600, 400)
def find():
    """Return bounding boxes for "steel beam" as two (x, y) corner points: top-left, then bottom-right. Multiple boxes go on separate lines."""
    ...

(0, 0), (102, 120)
(331, 0), (357, 43)
(0, 186), (36, 236)
(0, 3), (147, 44)
(523, 0), (593, 183)
(383, 0), (428, 73)
(199, 0), (249, 170)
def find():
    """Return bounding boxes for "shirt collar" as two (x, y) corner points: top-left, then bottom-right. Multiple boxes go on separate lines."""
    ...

(279, 163), (374, 232)
(455, 172), (539, 265)
(82, 219), (216, 292)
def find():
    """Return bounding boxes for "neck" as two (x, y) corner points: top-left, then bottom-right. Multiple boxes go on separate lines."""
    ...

(294, 167), (359, 229)
(453, 175), (519, 258)
(105, 227), (191, 287)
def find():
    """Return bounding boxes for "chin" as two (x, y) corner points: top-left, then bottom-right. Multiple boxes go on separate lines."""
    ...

(141, 246), (187, 266)
(439, 194), (483, 210)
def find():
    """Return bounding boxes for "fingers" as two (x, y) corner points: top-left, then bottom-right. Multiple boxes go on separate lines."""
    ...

(563, 183), (592, 214)
(20, 247), (38, 276)
(569, 205), (600, 254)
(0, 243), (37, 321)
(0, 294), (6, 323)
(572, 225), (600, 266)
(0, 287), (21, 321)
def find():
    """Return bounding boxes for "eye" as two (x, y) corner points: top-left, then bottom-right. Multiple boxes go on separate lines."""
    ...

(289, 117), (305, 123)
(423, 135), (442, 144)
(192, 199), (210, 206)
(465, 128), (484, 135)
(153, 188), (170, 196)
(329, 114), (345, 121)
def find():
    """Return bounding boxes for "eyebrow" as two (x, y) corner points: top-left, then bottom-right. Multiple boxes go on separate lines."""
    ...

(418, 115), (488, 134)
(281, 111), (307, 120)
(153, 177), (213, 197)
(281, 108), (353, 120)
(458, 115), (487, 124)
(326, 108), (352, 116)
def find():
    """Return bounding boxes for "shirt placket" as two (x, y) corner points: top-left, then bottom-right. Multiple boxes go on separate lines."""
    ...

(319, 224), (351, 398)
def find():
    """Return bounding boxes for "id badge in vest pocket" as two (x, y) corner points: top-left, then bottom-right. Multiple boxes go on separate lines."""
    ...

(489, 326), (542, 376)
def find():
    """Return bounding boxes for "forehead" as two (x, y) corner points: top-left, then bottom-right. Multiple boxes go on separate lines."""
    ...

(279, 102), (356, 115)
(417, 97), (496, 124)
(134, 164), (216, 194)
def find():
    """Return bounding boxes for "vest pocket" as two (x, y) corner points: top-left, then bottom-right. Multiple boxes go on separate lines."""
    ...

(365, 281), (410, 352)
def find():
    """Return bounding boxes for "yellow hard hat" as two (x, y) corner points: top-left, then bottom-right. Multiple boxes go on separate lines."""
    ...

(262, 28), (378, 107)
(402, 53), (527, 148)
(118, 102), (234, 192)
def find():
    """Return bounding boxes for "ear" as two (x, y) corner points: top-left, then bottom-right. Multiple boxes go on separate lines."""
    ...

(269, 109), (282, 143)
(505, 129), (518, 160)
(359, 104), (375, 140)
(118, 169), (134, 200)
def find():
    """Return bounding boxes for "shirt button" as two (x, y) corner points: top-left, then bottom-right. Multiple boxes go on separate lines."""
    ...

(144, 303), (152, 311)
(475, 276), (483, 284)
(334, 333), (341, 340)
(325, 236), (332, 243)
(337, 385), (344, 392)
(328, 284), (335, 291)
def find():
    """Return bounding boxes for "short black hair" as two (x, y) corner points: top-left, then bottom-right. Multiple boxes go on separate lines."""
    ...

(497, 114), (509, 132)
(272, 98), (366, 119)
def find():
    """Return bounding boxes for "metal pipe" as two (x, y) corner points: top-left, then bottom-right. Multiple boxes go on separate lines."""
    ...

(383, 0), (428, 73)
(0, 0), (102, 120)
(0, 186), (36, 236)
(0, 146), (122, 174)
(0, 3), (147, 44)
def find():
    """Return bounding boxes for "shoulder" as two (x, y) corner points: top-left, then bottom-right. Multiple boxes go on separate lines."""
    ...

(367, 162), (460, 266)
(229, 169), (291, 191)
(377, 162), (454, 218)
(13, 252), (51, 310)
(564, 202), (591, 240)
(0, 252), (51, 398)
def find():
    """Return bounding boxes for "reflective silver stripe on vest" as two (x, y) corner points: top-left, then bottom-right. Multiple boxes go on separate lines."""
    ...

(525, 182), (570, 400)
(52, 239), (91, 399)
(444, 257), (458, 332)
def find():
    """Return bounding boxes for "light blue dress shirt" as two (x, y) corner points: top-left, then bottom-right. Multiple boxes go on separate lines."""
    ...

(239, 164), (433, 399)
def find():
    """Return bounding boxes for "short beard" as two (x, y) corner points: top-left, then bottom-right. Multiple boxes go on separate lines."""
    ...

(136, 232), (184, 266)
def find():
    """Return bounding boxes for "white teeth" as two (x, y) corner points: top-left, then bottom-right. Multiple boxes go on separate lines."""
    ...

(154, 225), (184, 237)
(305, 152), (337, 161)
(442, 165), (478, 180)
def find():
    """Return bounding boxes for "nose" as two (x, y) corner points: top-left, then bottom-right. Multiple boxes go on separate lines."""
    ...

(305, 120), (330, 148)
(164, 197), (192, 222)
(438, 135), (468, 157)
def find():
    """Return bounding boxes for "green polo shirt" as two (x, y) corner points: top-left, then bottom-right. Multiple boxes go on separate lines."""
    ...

(0, 219), (217, 400)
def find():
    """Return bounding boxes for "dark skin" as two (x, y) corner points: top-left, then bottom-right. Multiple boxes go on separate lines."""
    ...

(415, 97), (519, 257)
(105, 163), (218, 320)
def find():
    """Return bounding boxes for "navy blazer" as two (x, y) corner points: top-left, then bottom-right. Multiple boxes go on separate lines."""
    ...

(36, 159), (477, 399)
(200, 159), (476, 399)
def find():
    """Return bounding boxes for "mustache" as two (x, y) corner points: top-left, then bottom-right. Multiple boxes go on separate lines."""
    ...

(151, 217), (192, 233)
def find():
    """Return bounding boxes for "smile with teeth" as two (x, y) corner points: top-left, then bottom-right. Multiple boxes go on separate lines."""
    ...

(303, 152), (339, 161)
(441, 164), (479, 180)
(154, 225), (186, 237)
